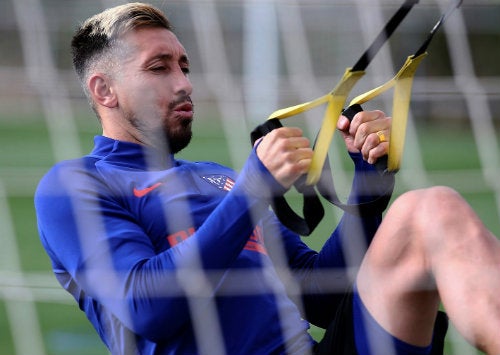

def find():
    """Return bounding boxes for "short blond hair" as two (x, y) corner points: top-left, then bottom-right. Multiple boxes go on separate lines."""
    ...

(71, 3), (172, 102)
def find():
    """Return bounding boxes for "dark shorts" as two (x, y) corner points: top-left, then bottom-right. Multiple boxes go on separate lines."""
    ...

(313, 289), (449, 355)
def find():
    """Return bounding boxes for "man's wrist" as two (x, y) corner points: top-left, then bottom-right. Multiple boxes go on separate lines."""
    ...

(236, 147), (288, 200)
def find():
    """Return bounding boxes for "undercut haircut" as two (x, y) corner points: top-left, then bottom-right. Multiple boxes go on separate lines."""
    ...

(71, 2), (172, 109)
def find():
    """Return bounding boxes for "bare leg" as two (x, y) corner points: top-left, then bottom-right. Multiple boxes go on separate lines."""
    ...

(357, 186), (500, 354)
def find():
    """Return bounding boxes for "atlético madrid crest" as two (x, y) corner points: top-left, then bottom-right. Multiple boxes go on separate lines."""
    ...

(201, 175), (235, 192)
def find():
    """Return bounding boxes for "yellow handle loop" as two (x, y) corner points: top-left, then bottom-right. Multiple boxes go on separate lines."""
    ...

(268, 68), (365, 185)
(349, 52), (428, 172)
(265, 52), (427, 185)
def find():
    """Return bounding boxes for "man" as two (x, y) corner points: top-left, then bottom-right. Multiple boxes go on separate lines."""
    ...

(35, 3), (500, 355)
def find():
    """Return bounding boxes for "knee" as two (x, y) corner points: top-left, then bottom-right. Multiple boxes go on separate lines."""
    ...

(394, 186), (465, 223)
(392, 186), (485, 247)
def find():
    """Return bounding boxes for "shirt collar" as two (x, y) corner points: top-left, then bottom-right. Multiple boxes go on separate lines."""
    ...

(90, 136), (176, 170)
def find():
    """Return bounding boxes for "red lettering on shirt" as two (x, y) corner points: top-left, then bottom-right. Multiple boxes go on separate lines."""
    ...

(167, 227), (195, 246)
(244, 225), (267, 255)
(166, 225), (267, 255)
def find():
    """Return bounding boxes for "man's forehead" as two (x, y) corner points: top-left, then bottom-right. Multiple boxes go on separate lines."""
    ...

(121, 27), (188, 61)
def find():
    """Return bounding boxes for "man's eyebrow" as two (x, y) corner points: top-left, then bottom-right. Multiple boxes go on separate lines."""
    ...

(147, 53), (190, 65)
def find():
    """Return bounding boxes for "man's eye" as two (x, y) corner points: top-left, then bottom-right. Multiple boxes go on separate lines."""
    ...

(182, 67), (190, 75)
(151, 66), (166, 72)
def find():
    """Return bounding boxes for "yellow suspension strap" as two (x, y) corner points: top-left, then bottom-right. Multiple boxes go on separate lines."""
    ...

(250, 0), (419, 235)
(316, 0), (463, 234)
(268, 69), (366, 185)
(346, 53), (427, 173)
(344, 0), (463, 173)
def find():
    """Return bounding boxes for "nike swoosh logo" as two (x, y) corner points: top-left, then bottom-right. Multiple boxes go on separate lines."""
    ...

(133, 182), (163, 198)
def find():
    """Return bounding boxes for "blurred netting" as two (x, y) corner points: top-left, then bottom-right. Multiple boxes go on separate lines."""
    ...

(0, 0), (499, 354)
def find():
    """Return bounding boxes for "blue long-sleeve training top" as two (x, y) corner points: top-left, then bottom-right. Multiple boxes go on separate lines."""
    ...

(35, 135), (394, 355)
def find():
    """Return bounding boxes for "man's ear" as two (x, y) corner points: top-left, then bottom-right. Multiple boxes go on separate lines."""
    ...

(88, 74), (118, 108)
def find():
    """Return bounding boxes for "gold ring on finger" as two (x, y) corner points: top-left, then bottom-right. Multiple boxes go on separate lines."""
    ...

(376, 130), (387, 143)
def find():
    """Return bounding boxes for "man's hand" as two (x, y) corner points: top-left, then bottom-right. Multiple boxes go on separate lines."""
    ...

(337, 110), (391, 164)
(255, 127), (313, 189)
(255, 110), (390, 188)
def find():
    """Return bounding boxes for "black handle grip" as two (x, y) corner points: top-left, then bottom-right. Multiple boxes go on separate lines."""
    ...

(341, 104), (389, 175)
(250, 118), (283, 146)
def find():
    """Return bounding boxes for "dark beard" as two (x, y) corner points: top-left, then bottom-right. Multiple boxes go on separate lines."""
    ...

(166, 95), (193, 154)
(124, 99), (193, 155)
(166, 121), (192, 154)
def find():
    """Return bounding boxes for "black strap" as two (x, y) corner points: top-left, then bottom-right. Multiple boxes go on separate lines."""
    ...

(315, 149), (394, 219)
(273, 178), (325, 236)
(352, 0), (420, 72)
(414, 0), (463, 57)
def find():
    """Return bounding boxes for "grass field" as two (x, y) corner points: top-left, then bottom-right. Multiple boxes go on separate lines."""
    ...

(0, 109), (498, 355)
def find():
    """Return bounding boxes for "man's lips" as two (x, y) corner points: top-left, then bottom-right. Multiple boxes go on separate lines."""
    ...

(175, 102), (193, 112)
(174, 102), (194, 119)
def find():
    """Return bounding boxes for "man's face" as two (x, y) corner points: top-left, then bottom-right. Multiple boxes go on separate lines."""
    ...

(112, 27), (194, 153)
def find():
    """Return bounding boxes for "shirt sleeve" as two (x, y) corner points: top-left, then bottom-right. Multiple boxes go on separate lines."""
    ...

(35, 148), (284, 343)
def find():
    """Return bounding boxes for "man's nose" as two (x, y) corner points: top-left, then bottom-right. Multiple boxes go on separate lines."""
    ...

(174, 70), (193, 95)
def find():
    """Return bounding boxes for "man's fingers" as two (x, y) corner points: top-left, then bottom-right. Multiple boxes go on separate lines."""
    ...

(338, 109), (392, 164)
(361, 130), (390, 164)
(352, 118), (392, 152)
(256, 127), (313, 188)
(271, 126), (304, 139)
(348, 110), (385, 137)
